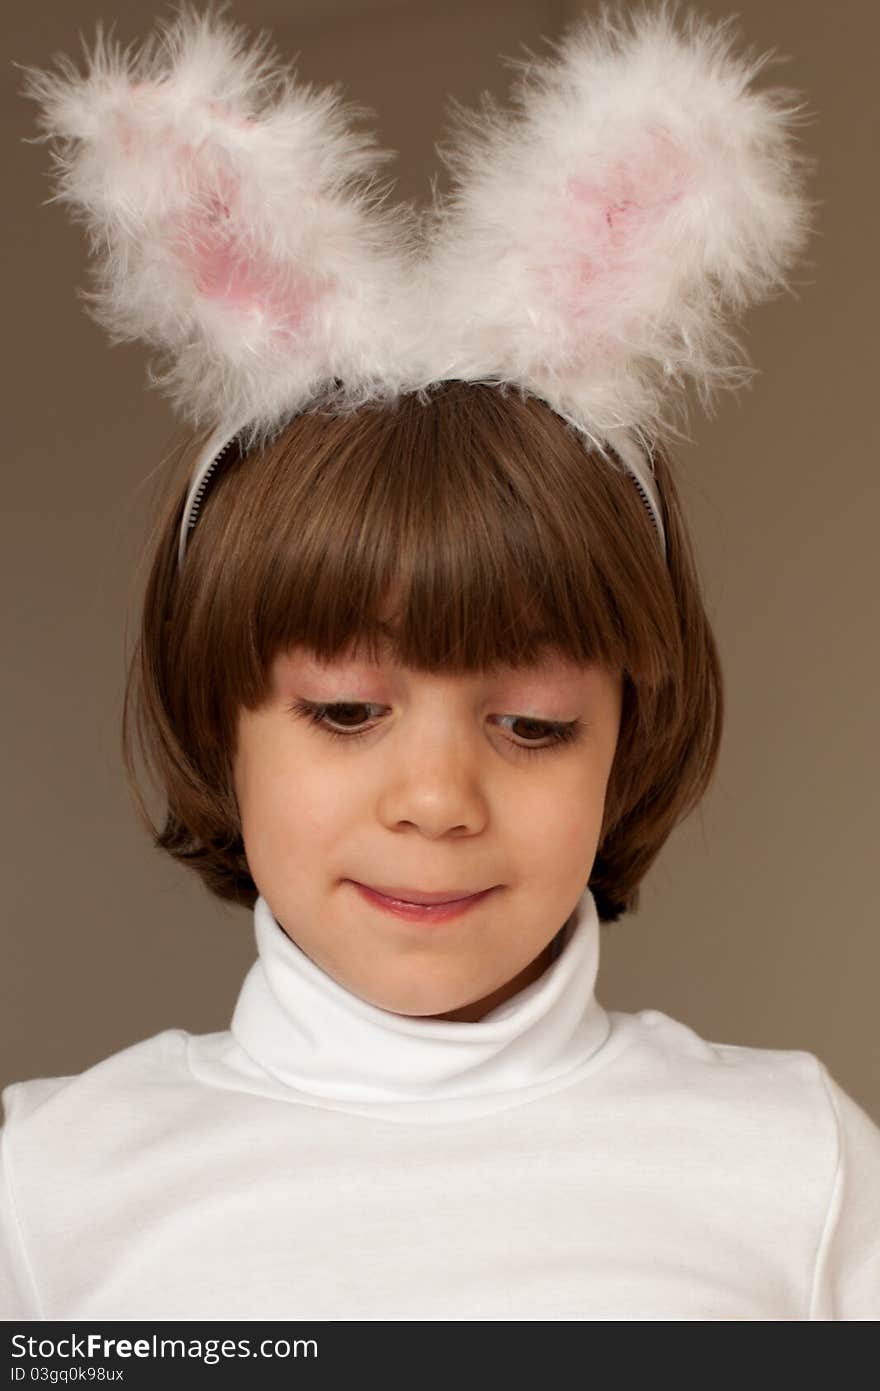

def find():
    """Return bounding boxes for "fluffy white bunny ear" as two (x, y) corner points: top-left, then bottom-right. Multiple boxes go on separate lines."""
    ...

(20, 5), (418, 444)
(421, 0), (818, 451)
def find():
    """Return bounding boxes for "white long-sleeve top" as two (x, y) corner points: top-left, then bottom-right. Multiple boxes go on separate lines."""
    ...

(2, 885), (878, 1320)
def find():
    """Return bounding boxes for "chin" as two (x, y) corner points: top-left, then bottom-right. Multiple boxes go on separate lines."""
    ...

(390, 986), (494, 1021)
(378, 994), (463, 1018)
(365, 982), (479, 1019)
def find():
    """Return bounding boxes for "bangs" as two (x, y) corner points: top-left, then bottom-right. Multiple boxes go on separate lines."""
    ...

(178, 380), (676, 717)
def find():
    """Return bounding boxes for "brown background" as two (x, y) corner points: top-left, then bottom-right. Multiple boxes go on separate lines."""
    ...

(3, 1), (878, 1121)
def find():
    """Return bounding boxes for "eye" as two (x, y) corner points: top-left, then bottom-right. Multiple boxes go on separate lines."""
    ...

(496, 714), (582, 756)
(288, 699), (582, 756)
(289, 700), (379, 743)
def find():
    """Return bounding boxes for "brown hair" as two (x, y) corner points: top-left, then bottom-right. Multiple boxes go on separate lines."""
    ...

(122, 379), (723, 924)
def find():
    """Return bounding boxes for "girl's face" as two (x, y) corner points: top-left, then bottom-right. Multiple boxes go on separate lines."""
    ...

(233, 640), (623, 1022)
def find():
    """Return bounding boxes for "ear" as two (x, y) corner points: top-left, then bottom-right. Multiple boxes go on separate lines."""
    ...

(420, 1), (817, 447)
(20, 6), (418, 441)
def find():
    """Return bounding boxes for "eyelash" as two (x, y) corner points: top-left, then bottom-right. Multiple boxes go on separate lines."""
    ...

(287, 699), (582, 758)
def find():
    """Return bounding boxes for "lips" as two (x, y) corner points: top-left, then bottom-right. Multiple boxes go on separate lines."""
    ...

(348, 880), (498, 925)
(353, 882), (490, 906)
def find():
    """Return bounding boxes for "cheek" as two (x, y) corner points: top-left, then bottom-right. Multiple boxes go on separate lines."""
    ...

(504, 765), (608, 869)
(238, 769), (341, 894)
(238, 742), (355, 850)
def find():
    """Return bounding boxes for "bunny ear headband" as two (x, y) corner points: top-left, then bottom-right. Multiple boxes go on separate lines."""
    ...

(21, 1), (816, 571)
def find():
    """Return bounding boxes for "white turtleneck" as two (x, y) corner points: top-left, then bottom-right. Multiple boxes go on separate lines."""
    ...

(2, 886), (878, 1320)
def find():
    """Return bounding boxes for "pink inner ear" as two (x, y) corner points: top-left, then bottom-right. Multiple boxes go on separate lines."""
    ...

(559, 127), (692, 304)
(567, 128), (691, 235)
(171, 156), (325, 331)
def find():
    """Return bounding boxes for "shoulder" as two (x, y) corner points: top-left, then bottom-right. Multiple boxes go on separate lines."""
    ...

(602, 1011), (880, 1318)
(605, 1006), (851, 1165)
(604, 1009), (880, 1249)
(609, 1004), (835, 1092)
(0, 1029), (215, 1319)
(1, 1027), (220, 1256)
(1, 1028), (196, 1152)
(661, 1008), (878, 1126)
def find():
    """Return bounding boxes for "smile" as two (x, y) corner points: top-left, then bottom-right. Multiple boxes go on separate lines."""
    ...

(347, 880), (498, 924)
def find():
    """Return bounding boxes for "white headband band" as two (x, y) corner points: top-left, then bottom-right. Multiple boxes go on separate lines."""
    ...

(175, 411), (667, 574)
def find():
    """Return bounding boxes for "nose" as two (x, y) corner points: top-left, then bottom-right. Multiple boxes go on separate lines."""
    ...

(375, 717), (490, 838)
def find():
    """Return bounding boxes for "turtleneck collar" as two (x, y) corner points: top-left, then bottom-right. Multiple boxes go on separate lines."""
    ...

(226, 885), (611, 1118)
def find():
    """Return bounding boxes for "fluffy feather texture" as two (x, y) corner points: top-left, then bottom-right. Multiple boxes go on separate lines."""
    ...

(21, 1), (816, 458)
(21, 4), (421, 446)
(418, 0), (817, 453)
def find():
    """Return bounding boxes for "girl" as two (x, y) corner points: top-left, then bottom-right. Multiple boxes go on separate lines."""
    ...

(3, 4), (878, 1321)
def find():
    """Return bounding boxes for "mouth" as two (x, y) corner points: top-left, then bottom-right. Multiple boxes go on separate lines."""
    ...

(354, 882), (494, 906)
(346, 880), (499, 924)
